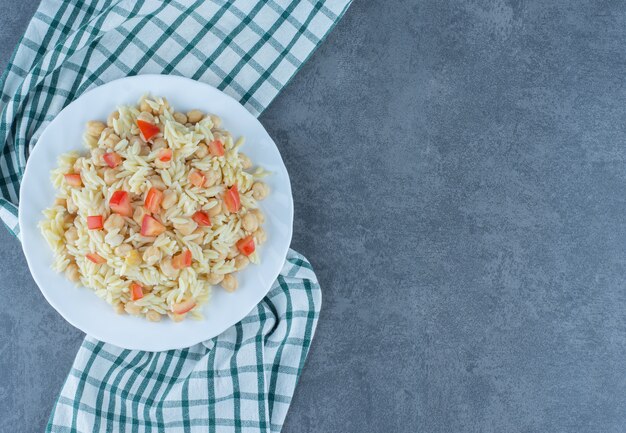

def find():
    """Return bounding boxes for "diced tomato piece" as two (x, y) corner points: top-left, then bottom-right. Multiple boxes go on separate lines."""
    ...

(109, 190), (132, 217)
(87, 215), (103, 230)
(136, 119), (160, 141)
(64, 173), (82, 187)
(130, 282), (144, 301)
(224, 184), (241, 213)
(188, 170), (205, 187)
(144, 187), (163, 214)
(236, 235), (255, 256)
(140, 215), (166, 237)
(86, 253), (106, 264)
(158, 148), (172, 162)
(208, 140), (225, 157)
(172, 249), (192, 269)
(192, 211), (211, 226)
(172, 299), (196, 314)
(103, 152), (122, 168)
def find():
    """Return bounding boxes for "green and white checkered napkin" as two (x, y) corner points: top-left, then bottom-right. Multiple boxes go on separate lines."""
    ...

(0, 0), (351, 431)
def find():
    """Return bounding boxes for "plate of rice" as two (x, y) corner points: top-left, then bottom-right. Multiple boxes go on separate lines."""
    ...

(19, 75), (293, 351)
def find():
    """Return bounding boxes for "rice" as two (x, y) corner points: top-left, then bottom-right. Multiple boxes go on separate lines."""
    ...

(39, 95), (270, 322)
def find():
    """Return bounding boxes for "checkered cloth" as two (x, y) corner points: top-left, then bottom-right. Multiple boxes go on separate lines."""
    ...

(0, 0), (351, 431)
(48, 250), (321, 432)
(0, 0), (350, 237)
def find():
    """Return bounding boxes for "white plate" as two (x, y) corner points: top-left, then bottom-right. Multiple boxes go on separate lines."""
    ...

(19, 75), (293, 351)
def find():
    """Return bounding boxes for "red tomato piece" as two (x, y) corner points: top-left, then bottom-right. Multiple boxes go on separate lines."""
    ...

(144, 187), (163, 214)
(224, 184), (241, 213)
(140, 215), (166, 237)
(172, 299), (196, 314)
(136, 119), (160, 141)
(236, 235), (255, 256)
(64, 173), (82, 187)
(103, 152), (122, 168)
(130, 282), (144, 301)
(188, 170), (205, 187)
(86, 253), (106, 264)
(208, 140), (225, 157)
(109, 190), (132, 217)
(87, 215), (103, 230)
(158, 148), (172, 162)
(192, 211), (211, 226)
(172, 250), (192, 269)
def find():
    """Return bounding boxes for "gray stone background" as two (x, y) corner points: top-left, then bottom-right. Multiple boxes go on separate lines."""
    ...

(2, 0), (626, 432)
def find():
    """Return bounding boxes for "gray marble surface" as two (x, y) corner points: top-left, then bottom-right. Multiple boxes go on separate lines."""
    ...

(3, 1), (626, 432)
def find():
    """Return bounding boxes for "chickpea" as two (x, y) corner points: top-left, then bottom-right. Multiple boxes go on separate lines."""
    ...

(151, 137), (166, 151)
(125, 249), (142, 266)
(195, 142), (208, 158)
(103, 168), (117, 185)
(161, 189), (178, 209)
(137, 111), (155, 123)
(146, 310), (162, 322)
(203, 169), (221, 187)
(169, 313), (185, 322)
(129, 135), (146, 147)
(91, 148), (106, 166)
(107, 110), (120, 127)
(234, 254), (249, 270)
(65, 264), (80, 282)
(174, 219), (197, 236)
(103, 133), (121, 148)
(227, 244), (239, 259)
(64, 213), (76, 225)
(114, 302), (125, 314)
(252, 182), (269, 200)
(142, 245), (162, 266)
(173, 112), (187, 124)
(239, 153), (253, 170)
(66, 196), (78, 214)
(55, 197), (66, 207)
(148, 175), (166, 190)
(104, 213), (125, 231)
(114, 243), (132, 257)
(161, 258), (179, 278)
(221, 274), (238, 292)
(210, 114), (222, 129)
(86, 121), (106, 137)
(242, 212), (258, 233)
(206, 272), (224, 285)
(251, 208), (265, 224)
(133, 206), (148, 225)
(254, 227), (267, 245)
(125, 302), (141, 315)
(206, 199), (221, 217)
(186, 109), (204, 123)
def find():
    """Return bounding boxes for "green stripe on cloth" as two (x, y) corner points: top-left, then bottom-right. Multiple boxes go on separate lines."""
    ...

(0, 0), (350, 431)
(46, 250), (322, 432)
(0, 0), (351, 238)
